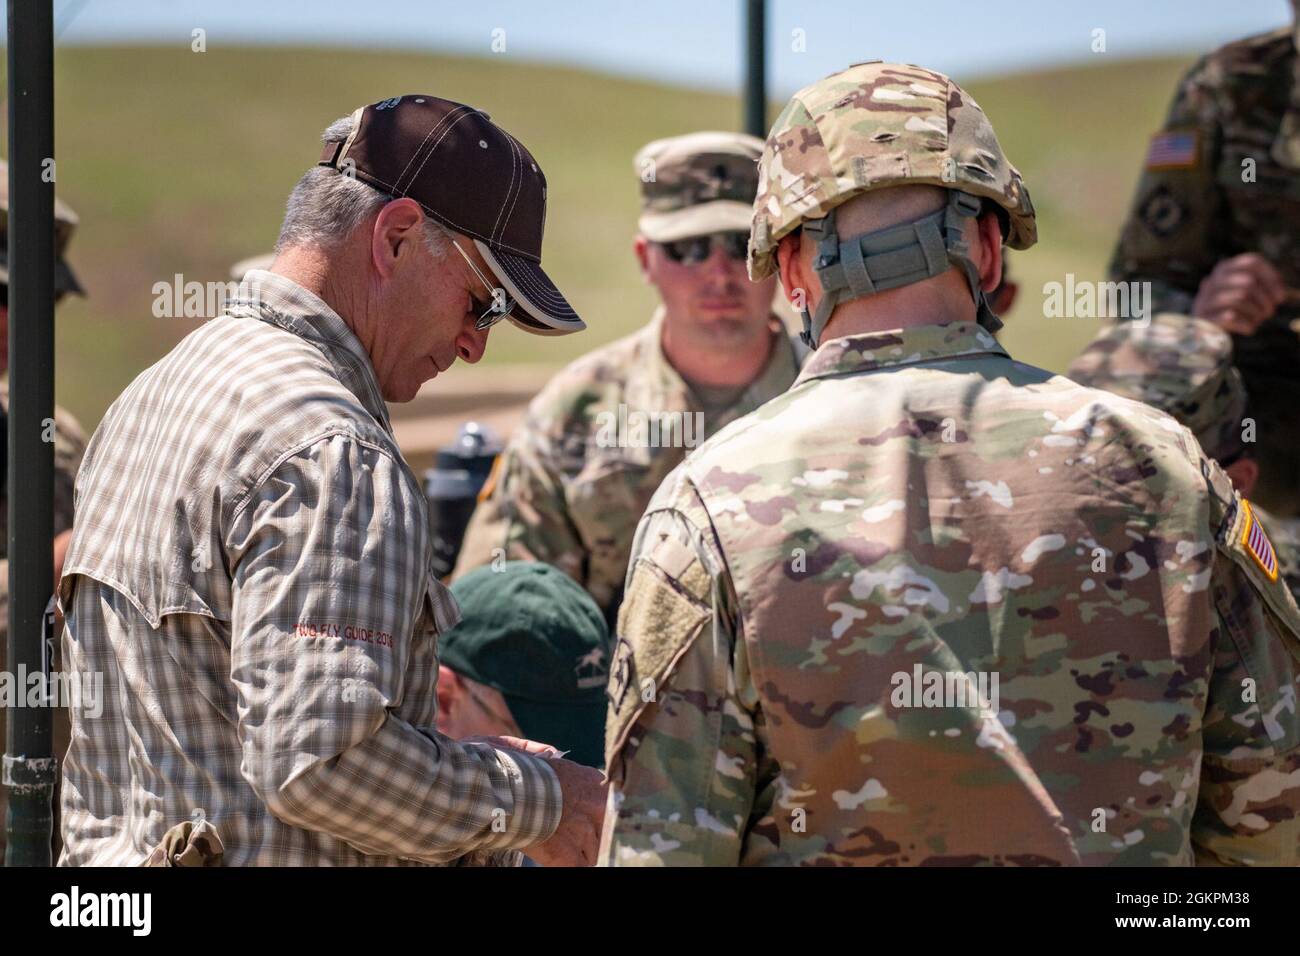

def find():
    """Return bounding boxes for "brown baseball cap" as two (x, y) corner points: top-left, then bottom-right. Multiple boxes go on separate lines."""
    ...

(319, 95), (584, 336)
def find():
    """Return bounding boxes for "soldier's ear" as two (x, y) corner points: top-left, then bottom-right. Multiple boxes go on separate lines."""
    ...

(975, 214), (1004, 294)
(1224, 457), (1260, 499)
(633, 234), (652, 282)
(775, 232), (811, 307)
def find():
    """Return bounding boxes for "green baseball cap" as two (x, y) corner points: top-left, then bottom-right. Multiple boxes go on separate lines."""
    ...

(445, 562), (610, 768)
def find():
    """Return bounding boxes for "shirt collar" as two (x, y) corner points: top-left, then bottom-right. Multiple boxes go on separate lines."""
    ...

(226, 270), (392, 433)
(793, 321), (1008, 389)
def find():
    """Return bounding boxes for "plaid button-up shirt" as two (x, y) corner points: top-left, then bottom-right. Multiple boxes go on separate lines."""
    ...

(57, 270), (562, 866)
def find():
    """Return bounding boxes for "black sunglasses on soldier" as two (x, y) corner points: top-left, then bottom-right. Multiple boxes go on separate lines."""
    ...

(658, 231), (749, 265)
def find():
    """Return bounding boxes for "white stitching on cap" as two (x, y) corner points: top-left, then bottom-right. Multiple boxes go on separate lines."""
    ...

(510, 266), (566, 305)
(498, 255), (560, 298)
(499, 256), (571, 309)
(490, 130), (521, 244)
(393, 104), (469, 196)
(502, 136), (528, 245)
(357, 167), (536, 257)
(488, 136), (520, 244)
(406, 107), (480, 198)
(504, 262), (571, 313)
(392, 104), (454, 195)
(496, 256), (579, 323)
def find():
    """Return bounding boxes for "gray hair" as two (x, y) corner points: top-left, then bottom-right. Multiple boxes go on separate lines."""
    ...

(274, 114), (450, 257)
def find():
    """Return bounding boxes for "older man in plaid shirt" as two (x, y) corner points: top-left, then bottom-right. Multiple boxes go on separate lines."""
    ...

(56, 96), (604, 866)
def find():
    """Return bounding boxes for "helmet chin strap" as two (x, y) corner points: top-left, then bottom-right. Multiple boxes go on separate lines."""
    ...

(797, 189), (1003, 349)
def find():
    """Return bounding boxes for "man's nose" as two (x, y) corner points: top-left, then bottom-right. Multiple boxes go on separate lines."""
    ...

(702, 245), (744, 285)
(456, 321), (490, 364)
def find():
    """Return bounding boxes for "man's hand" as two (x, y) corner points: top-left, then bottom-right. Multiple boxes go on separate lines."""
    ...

(1192, 253), (1287, 335)
(466, 734), (608, 866)
(525, 755), (606, 867)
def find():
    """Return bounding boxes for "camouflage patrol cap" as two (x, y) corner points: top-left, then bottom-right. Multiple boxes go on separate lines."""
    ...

(0, 158), (85, 296)
(1067, 314), (1249, 463)
(635, 131), (764, 242)
(749, 61), (1036, 280)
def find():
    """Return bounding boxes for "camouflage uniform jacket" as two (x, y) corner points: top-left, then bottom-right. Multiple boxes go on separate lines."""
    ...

(455, 310), (805, 624)
(1108, 26), (1300, 321)
(601, 322), (1300, 867)
(1107, 27), (1300, 512)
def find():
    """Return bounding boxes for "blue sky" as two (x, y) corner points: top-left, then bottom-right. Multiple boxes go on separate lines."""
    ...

(26, 0), (1296, 92)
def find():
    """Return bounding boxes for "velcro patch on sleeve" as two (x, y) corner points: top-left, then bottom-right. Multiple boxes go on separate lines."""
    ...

(604, 537), (712, 772)
(1144, 128), (1199, 170)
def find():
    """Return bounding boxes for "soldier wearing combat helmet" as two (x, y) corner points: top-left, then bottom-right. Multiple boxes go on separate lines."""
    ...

(601, 62), (1300, 867)
(455, 131), (805, 627)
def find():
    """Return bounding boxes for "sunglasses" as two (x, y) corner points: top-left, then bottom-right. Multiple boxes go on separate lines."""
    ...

(658, 231), (749, 265)
(451, 239), (516, 332)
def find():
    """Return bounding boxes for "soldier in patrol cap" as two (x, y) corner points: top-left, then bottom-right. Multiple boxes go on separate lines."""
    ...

(0, 156), (88, 860)
(1109, 3), (1300, 518)
(454, 131), (806, 627)
(1068, 313), (1300, 607)
(601, 62), (1300, 866)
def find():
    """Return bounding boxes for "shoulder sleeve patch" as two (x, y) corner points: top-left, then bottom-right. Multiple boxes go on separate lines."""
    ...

(1218, 497), (1300, 652)
(1240, 500), (1279, 582)
(1145, 128), (1199, 170)
(605, 538), (713, 773)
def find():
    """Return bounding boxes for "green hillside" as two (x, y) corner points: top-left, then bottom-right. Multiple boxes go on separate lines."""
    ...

(1, 46), (1193, 429)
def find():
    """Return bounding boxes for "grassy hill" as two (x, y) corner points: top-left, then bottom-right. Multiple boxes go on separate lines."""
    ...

(0, 46), (1193, 429)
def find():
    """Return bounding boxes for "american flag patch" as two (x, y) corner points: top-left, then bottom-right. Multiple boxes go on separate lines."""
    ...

(1145, 129), (1198, 170)
(1241, 501), (1279, 581)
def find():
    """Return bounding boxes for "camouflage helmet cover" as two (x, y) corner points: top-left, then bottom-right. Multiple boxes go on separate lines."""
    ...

(749, 61), (1036, 280)
(1067, 314), (1249, 464)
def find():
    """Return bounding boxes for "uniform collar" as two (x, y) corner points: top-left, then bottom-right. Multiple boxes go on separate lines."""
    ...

(226, 270), (393, 434)
(794, 321), (1008, 388)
